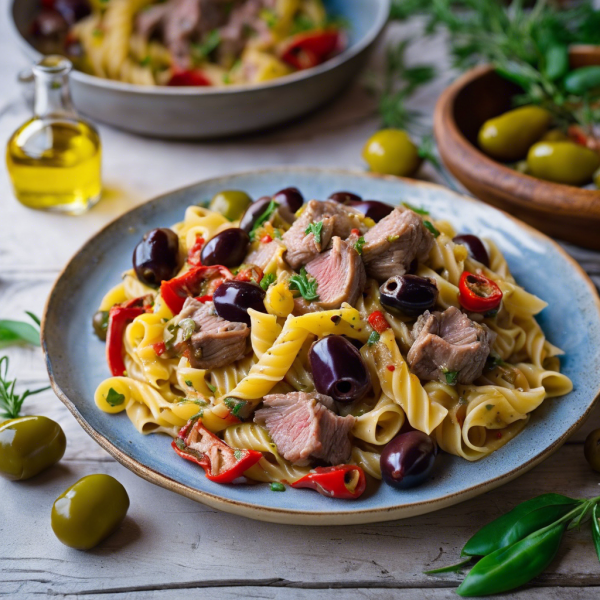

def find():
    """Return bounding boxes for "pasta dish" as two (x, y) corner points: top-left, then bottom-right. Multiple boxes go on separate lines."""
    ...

(93, 188), (572, 499)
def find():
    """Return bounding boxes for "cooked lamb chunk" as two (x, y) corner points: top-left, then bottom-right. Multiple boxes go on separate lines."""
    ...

(293, 297), (323, 316)
(362, 208), (434, 281)
(245, 240), (282, 272)
(172, 297), (249, 369)
(218, 0), (274, 58)
(254, 392), (355, 466)
(304, 237), (366, 310)
(407, 306), (496, 384)
(283, 200), (367, 270)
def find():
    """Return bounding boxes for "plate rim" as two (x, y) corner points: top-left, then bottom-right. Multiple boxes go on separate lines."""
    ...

(42, 166), (600, 525)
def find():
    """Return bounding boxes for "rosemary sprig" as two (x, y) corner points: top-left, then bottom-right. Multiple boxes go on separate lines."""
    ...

(0, 356), (50, 419)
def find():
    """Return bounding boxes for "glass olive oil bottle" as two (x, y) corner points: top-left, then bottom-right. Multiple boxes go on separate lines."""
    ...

(6, 56), (101, 214)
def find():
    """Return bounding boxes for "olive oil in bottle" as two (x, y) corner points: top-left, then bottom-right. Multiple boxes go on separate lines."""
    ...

(6, 56), (101, 214)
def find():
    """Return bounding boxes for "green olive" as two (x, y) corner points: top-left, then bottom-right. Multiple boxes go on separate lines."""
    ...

(594, 169), (600, 189)
(584, 428), (600, 472)
(51, 474), (130, 550)
(0, 416), (66, 481)
(362, 129), (422, 177)
(478, 106), (552, 162)
(540, 128), (569, 142)
(92, 310), (109, 341)
(527, 141), (600, 186)
(209, 190), (252, 221)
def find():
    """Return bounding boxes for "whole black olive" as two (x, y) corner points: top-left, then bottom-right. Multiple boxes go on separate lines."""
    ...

(53, 0), (91, 24)
(31, 9), (68, 41)
(453, 234), (490, 267)
(239, 197), (272, 233)
(380, 431), (437, 490)
(92, 310), (109, 341)
(309, 335), (371, 403)
(347, 200), (394, 223)
(273, 187), (304, 215)
(201, 228), (250, 268)
(213, 280), (266, 325)
(133, 228), (180, 288)
(328, 191), (362, 204)
(380, 275), (438, 316)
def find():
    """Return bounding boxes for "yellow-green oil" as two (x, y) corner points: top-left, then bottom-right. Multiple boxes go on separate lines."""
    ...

(6, 118), (101, 214)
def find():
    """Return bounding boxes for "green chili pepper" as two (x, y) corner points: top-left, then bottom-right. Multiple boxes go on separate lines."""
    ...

(564, 66), (600, 95)
(495, 63), (533, 90)
(462, 493), (579, 557)
(457, 522), (566, 597)
(543, 44), (569, 82)
(592, 503), (600, 563)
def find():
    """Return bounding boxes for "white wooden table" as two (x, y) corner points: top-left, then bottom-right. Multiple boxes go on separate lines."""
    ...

(2, 14), (600, 600)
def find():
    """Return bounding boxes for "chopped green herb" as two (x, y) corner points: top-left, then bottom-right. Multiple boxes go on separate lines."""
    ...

(175, 438), (186, 451)
(191, 29), (221, 63)
(270, 482), (286, 492)
(485, 404), (494, 411)
(423, 220), (440, 238)
(260, 273), (277, 291)
(249, 200), (279, 241)
(224, 397), (247, 417)
(305, 221), (324, 245)
(140, 56), (151, 67)
(185, 380), (193, 387)
(234, 449), (243, 461)
(354, 236), (366, 255)
(291, 14), (316, 34)
(402, 201), (429, 215)
(206, 381), (217, 394)
(458, 396), (468, 405)
(260, 8), (278, 28)
(222, 72), (231, 84)
(289, 268), (319, 302)
(387, 234), (400, 243)
(106, 387), (126, 407)
(487, 355), (505, 370)
(0, 357), (50, 419)
(367, 331), (380, 346)
(92, 28), (103, 38)
(179, 318), (196, 341)
(272, 228), (282, 240)
(444, 370), (459, 386)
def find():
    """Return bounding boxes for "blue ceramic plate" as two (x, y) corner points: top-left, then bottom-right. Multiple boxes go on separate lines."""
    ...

(43, 168), (600, 524)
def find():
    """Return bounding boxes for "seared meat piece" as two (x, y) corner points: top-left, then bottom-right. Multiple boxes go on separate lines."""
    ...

(283, 200), (367, 270)
(218, 0), (274, 58)
(245, 240), (282, 272)
(254, 392), (355, 466)
(172, 297), (249, 369)
(407, 306), (496, 384)
(305, 237), (366, 310)
(362, 208), (434, 281)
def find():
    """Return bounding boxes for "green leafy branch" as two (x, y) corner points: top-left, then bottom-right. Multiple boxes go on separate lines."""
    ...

(0, 357), (50, 419)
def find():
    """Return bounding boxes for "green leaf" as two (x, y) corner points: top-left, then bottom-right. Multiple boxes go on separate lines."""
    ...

(260, 273), (276, 290)
(444, 371), (459, 386)
(191, 29), (221, 63)
(224, 397), (247, 417)
(185, 380), (193, 387)
(424, 557), (472, 574)
(402, 201), (429, 215)
(0, 317), (41, 348)
(423, 220), (440, 238)
(249, 200), (279, 241)
(354, 236), (365, 255)
(206, 381), (217, 394)
(367, 331), (380, 346)
(289, 268), (319, 302)
(305, 221), (324, 245)
(105, 387), (126, 407)
(592, 503), (600, 563)
(25, 312), (41, 326)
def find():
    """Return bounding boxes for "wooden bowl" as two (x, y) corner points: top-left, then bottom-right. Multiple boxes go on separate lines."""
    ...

(434, 47), (600, 249)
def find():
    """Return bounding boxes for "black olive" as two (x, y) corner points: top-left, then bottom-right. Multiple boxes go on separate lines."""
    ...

(453, 234), (490, 267)
(133, 228), (180, 288)
(380, 275), (438, 316)
(92, 310), (109, 341)
(239, 197), (272, 233)
(31, 9), (68, 41)
(273, 187), (304, 216)
(201, 228), (250, 268)
(213, 280), (266, 325)
(347, 200), (394, 223)
(309, 335), (371, 403)
(328, 191), (363, 204)
(380, 431), (437, 490)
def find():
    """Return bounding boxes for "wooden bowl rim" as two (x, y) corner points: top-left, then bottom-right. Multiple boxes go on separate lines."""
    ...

(434, 62), (600, 218)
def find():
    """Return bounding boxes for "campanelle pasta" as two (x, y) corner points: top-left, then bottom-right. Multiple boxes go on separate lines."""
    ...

(93, 191), (572, 498)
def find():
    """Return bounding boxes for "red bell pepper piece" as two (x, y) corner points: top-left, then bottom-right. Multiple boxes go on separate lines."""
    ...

(187, 236), (205, 267)
(160, 266), (233, 315)
(195, 294), (213, 303)
(280, 29), (342, 70)
(291, 465), (366, 499)
(234, 265), (264, 284)
(106, 306), (145, 376)
(168, 69), (212, 87)
(152, 341), (166, 356)
(172, 419), (262, 483)
(368, 310), (390, 334)
(458, 271), (503, 313)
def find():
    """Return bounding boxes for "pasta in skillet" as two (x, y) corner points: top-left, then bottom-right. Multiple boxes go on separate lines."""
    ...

(93, 188), (572, 498)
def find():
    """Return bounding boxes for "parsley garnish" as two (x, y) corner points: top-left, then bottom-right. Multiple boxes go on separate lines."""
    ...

(289, 268), (319, 302)
(423, 220), (440, 238)
(305, 221), (324, 245)
(354, 236), (366, 255)
(260, 8), (278, 28)
(402, 201), (429, 215)
(249, 200), (279, 241)
(185, 380), (193, 387)
(0, 357), (50, 419)
(270, 482), (286, 492)
(485, 404), (494, 411)
(260, 273), (276, 291)
(191, 29), (221, 63)
(179, 318), (196, 341)
(443, 371), (459, 386)
(367, 331), (380, 346)
(486, 355), (505, 370)
(106, 387), (126, 407)
(234, 449), (243, 460)
(224, 398), (247, 417)
(140, 56), (151, 67)
(175, 438), (186, 451)
(206, 381), (217, 393)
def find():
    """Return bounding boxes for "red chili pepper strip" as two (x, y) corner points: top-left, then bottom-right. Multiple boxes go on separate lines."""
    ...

(172, 419), (262, 484)
(368, 310), (390, 334)
(291, 465), (366, 499)
(280, 29), (341, 70)
(168, 70), (212, 87)
(458, 271), (503, 313)
(106, 306), (145, 376)
(187, 236), (205, 267)
(152, 341), (166, 356)
(160, 266), (233, 315)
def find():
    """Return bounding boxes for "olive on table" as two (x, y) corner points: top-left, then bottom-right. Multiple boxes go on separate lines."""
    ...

(51, 474), (129, 550)
(526, 141), (600, 186)
(201, 228), (250, 268)
(380, 431), (437, 490)
(133, 228), (180, 288)
(328, 191), (362, 205)
(309, 335), (371, 403)
(477, 105), (552, 162)
(362, 129), (422, 177)
(452, 234), (490, 267)
(584, 428), (600, 472)
(92, 310), (109, 341)
(213, 280), (266, 325)
(348, 200), (394, 223)
(380, 275), (438, 317)
(540, 129), (569, 142)
(0, 416), (66, 481)
(273, 187), (304, 217)
(209, 190), (252, 221)
(239, 196), (273, 233)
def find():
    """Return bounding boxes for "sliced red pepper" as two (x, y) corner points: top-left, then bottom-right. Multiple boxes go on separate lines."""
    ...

(152, 341), (166, 356)
(195, 294), (213, 303)
(168, 69), (212, 87)
(187, 236), (205, 267)
(260, 234), (273, 244)
(368, 310), (390, 334)
(458, 271), (503, 313)
(280, 29), (342, 70)
(121, 294), (154, 310)
(234, 265), (264, 284)
(106, 306), (145, 376)
(160, 266), (233, 315)
(172, 419), (262, 483)
(291, 465), (366, 499)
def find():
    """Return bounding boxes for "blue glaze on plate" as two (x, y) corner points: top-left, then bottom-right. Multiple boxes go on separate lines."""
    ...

(43, 168), (600, 524)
